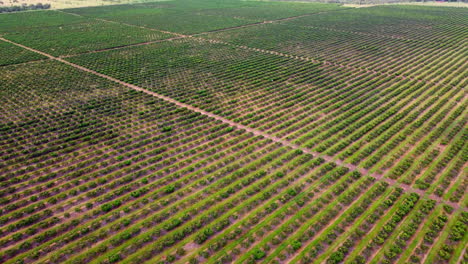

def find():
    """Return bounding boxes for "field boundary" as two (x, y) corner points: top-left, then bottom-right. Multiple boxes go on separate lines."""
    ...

(1, 36), (463, 212)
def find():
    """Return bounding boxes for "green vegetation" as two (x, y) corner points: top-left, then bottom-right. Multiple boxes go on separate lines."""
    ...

(0, 41), (46, 66)
(66, 0), (342, 34)
(1, 14), (172, 56)
(0, 1), (466, 264)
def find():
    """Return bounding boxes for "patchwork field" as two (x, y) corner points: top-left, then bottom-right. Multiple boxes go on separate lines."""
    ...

(0, 1), (467, 264)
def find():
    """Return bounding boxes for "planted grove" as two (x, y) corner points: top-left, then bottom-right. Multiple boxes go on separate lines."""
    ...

(0, 1), (467, 264)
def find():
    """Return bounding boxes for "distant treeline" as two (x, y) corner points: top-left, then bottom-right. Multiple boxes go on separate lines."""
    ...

(0, 3), (51, 13)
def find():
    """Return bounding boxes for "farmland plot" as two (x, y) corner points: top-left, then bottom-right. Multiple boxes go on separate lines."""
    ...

(0, 13), (172, 56)
(285, 5), (468, 45)
(202, 9), (467, 87)
(0, 11), (84, 33)
(66, 37), (467, 201)
(1, 60), (283, 263)
(0, 41), (45, 66)
(0, 1), (467, 264)
(64, 0), (343, 34)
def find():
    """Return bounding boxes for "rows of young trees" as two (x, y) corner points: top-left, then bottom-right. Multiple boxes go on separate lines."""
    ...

(1, 2), (466, 264)
(2, 58), (464, 264)
(285, 5), (468, 45)
(1, 61), (275, 263)
(0, 41), (45, 66)
(1, 14), (172, 57)
(64, 0), (343, 34)
(67, 36), (467, 202)
(203, 11), (466, 88)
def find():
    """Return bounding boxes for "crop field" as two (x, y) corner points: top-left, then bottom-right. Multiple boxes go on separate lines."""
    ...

(0, 1), (467, 264)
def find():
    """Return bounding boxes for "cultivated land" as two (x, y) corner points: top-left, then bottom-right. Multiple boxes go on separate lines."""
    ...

(0, 1), (467, 264)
